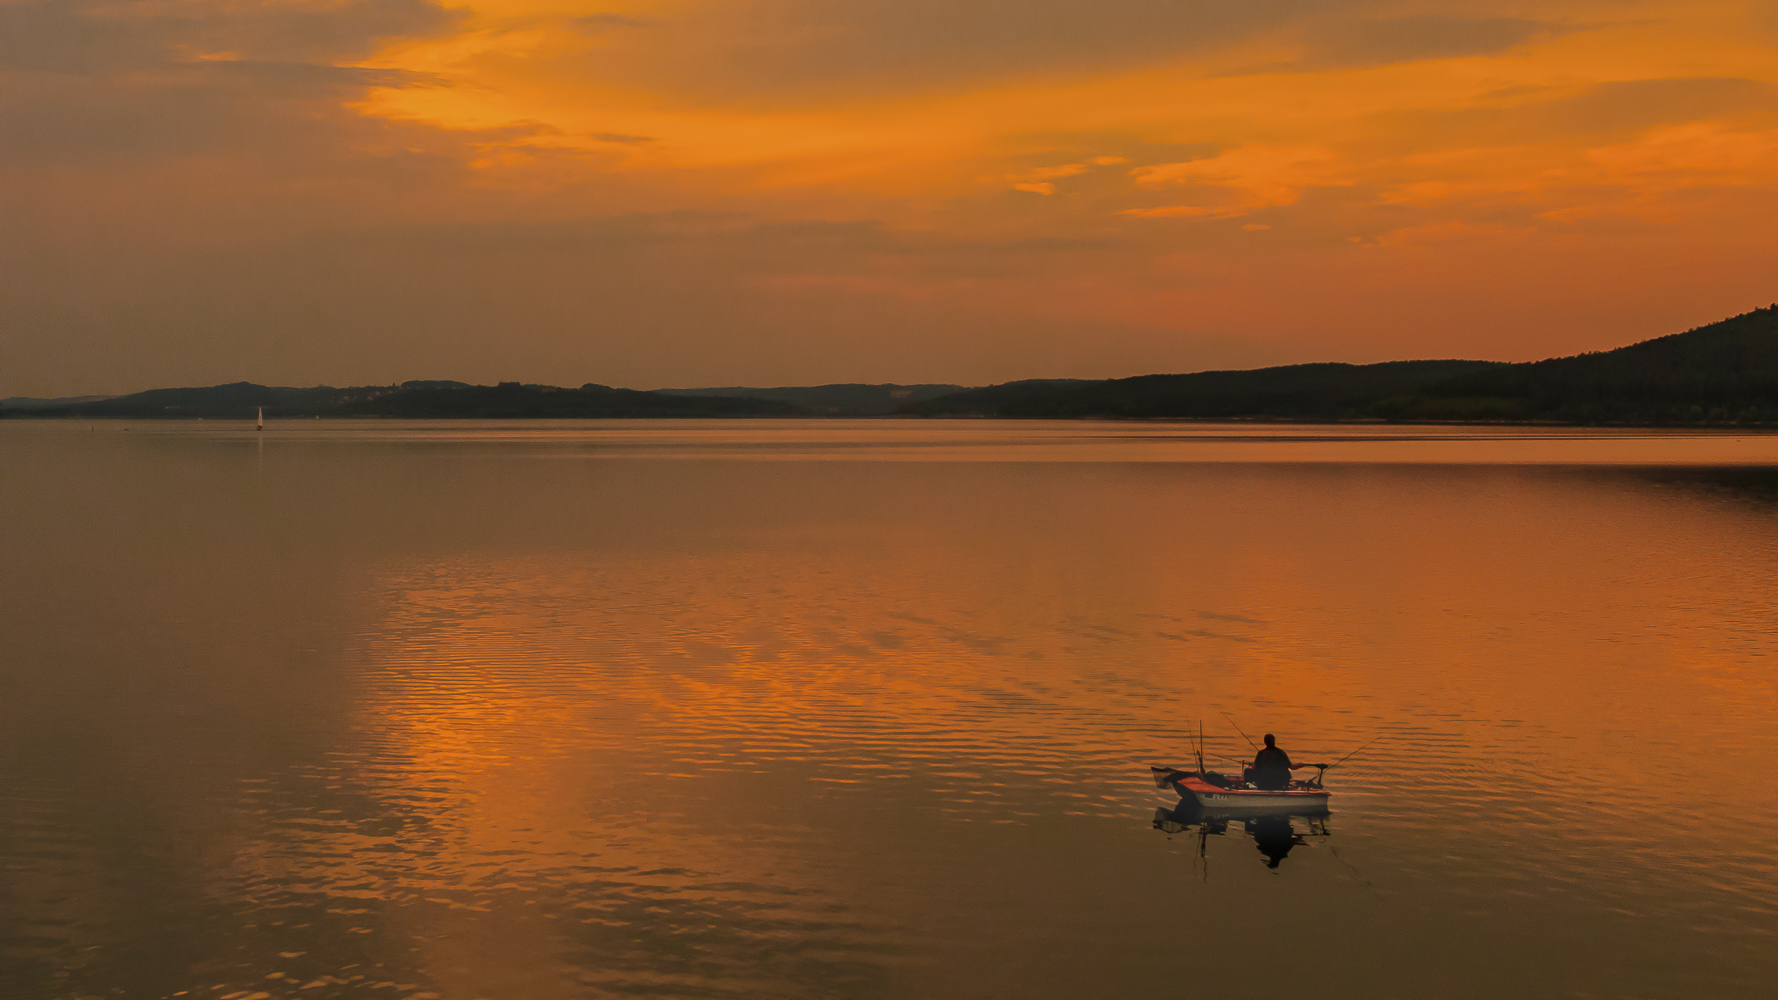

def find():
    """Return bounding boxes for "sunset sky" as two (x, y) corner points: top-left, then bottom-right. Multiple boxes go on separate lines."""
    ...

(5, 0), (1778, 396)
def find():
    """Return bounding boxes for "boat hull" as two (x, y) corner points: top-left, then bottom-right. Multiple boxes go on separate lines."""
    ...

(1155, 769), (1331, 816)
(1185, 786), (1329, 815)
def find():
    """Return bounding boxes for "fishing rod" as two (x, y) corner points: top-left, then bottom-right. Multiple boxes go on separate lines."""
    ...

(1325, 733), (1386, 771)
(1220, 712), (1258, 751)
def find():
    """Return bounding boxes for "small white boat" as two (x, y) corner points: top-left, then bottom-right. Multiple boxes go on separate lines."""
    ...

(1151, 766), (1331, 816)
(256, 406), (264, 431)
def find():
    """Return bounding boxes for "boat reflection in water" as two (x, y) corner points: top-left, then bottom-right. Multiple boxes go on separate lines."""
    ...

(1153, 799), (1331, 873)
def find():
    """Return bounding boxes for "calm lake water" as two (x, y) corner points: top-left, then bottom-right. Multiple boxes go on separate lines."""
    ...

(3, 419), (1776, 1000)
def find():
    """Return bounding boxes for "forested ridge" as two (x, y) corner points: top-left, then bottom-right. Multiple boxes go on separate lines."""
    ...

(12, 381), (804, 419)
(906, 306), (1778, 423)
(12, 306), (1778, 424)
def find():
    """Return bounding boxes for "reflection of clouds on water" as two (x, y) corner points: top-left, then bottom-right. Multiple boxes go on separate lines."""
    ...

(351, 552), (1178, 823)
(210, 628), (905, 998)
(318, 569), (910, 997)
(1198, 611), (1267, 624)
(8, 427), (1778, 999)
(1155, 629), (1256, 643)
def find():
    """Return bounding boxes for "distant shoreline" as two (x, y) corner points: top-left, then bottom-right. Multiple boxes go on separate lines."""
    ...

(10, 413), (1778, 431)
(8, 304), (1777, 425)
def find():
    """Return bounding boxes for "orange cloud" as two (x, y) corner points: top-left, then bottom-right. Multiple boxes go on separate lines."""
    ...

(1120, 145), (1352, 221)
(1119, 204), (1247, 219)
(1005, 162), (1091, 194)
(1353, 220), (1538, 249)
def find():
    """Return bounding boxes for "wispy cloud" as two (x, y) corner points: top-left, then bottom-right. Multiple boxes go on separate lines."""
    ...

(1124, 145), (1352, 219)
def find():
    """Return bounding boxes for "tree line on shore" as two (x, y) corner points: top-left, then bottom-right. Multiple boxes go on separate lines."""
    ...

(905, 304), (1778, 424)
(9, 305), (1777, 425)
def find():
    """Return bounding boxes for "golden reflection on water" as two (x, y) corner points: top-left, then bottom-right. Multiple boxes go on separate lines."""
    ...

(313, 456), (1778, 994)
(3, 422), (1777, 999)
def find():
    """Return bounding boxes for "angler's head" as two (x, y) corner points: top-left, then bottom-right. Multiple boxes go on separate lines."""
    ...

(1263, 733), (1276, 747)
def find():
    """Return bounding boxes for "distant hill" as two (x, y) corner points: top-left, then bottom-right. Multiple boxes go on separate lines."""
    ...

(14, 307), (1778, 424)
(1409, 306), (1778, 423)
(0, 394), (119, 410)
(357, 382), (804, 418)
(907, 306), (1778, 423)
(657, 383), (973, 415)
(17, 381), (805, 419)
(907, 361), (1504, 419)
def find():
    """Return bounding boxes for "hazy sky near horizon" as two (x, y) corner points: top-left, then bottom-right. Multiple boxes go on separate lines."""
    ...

(4, 0), (1778, 396)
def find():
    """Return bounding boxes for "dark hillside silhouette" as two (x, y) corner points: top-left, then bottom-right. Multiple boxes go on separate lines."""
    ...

(907, 305), (1778, 423)
(908, 360), (1503, 419)
(1414, 306), (1778, 423)
(0, 394), (118, 410)
(356, 382), (803, 418)
(23, 381), (805, 419)
(12, 306), (1776, 424)
(658, 383), (972, 415)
